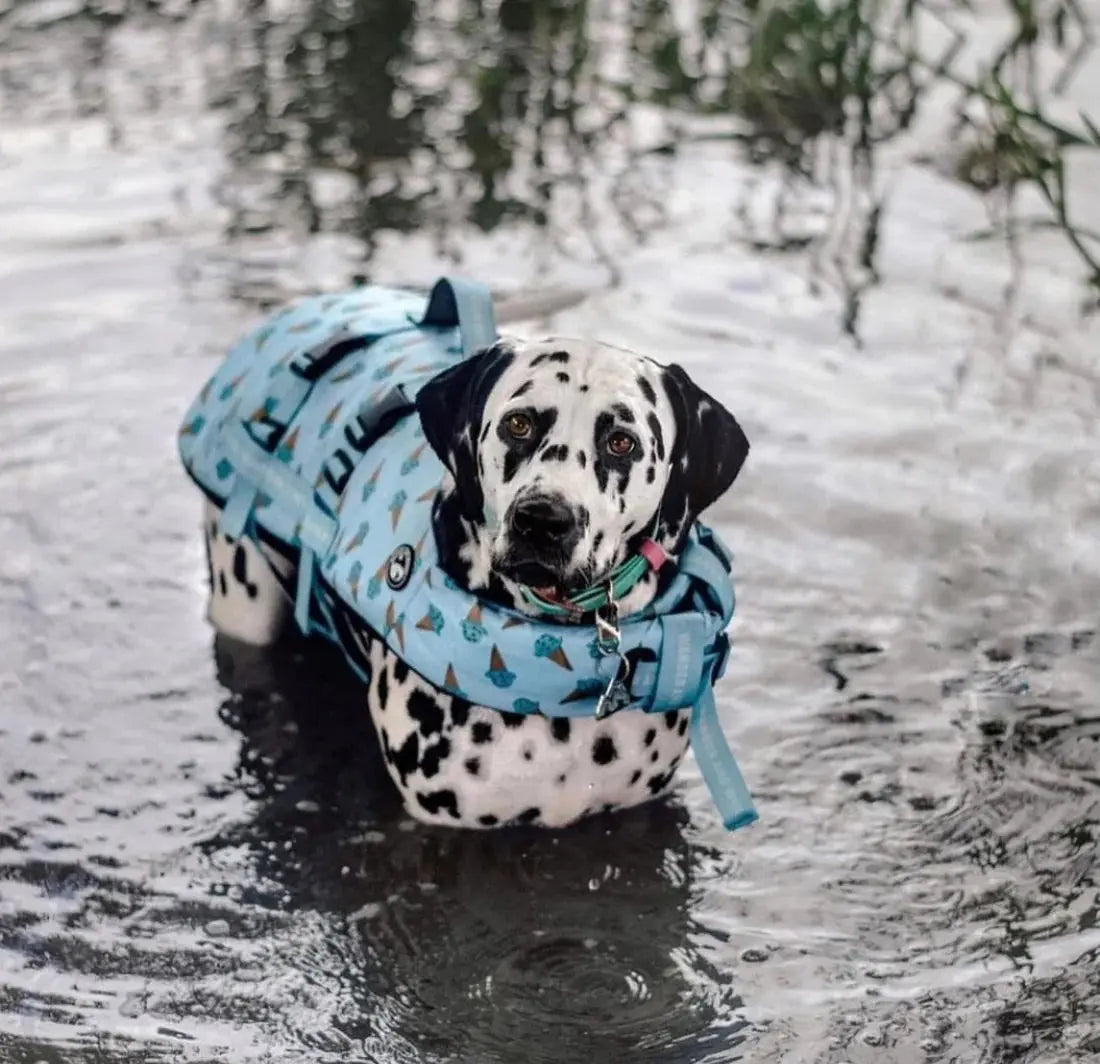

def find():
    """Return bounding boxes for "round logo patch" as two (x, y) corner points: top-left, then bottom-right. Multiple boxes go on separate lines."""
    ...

(385, 544), (415, 590)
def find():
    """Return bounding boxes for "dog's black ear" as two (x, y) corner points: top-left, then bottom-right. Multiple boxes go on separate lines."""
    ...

(415, 341), (514, 521)
(656, 363), (749, 550)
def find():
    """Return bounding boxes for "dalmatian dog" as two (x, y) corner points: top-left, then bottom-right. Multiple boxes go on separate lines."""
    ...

(203, 337), (749, 828)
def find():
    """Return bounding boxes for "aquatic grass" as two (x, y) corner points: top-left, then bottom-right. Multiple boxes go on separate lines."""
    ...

(951, 75), (1100, 295)
(669, 0), (1100, 304)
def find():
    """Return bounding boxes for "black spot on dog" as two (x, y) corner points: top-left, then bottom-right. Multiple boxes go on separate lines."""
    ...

(612, 402), (635, 424)
(647, 769), (676, 795)
(479, 814), (499, 826)
(465, 757), (480, 776)
(592, 735), (618, 765)
(516, 807), (541, 824)
(580, 384), (589, 393)
(522, 743), (534, 761)
(392, 657), (410, 684)
(232, 544), (258, 599)
(647, 412), (665, 461)
(557, 773), (567, 785)
(218, 570), (227, 596)
(556, 372), (569, 384)
(540, 444), (569, 463)
(577, 450), (587, 469)
(646, 465), (656, 484)
(551, 718), (571, 742)
(472, 721), (493, 744)
(531, 350), (570, 367)
(664, 711), (679, 730)
(500, 711), (526, 728)
(408, 689), (446, 737)
(511, 380), (534, 399)
(451, 698), (470, 726)
(678, 717), (688, 737)
(643, 728), (656, 747)
(376, 667), (389, 709)
(630, 769), (642, 785)
(420, 737), (451, 778)
(650, 750), (659, 763)
(417, 789), (460, 818)
(638, 377), (657, 405)
(391, 732), (420, 784)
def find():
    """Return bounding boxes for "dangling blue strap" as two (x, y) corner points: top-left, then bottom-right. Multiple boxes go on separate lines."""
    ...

(690, 686), (758, 831)
(419, 277), (498, 355)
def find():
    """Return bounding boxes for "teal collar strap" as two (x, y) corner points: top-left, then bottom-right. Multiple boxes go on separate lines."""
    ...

(518, 538), (669, 618)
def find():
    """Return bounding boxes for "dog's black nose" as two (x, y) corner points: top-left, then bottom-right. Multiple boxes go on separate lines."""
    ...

(509, 494), (577, 543)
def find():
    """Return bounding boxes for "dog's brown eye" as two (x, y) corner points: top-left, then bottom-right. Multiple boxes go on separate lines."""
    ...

(505, 412), (533, 439)
(607, 431), (636, 457)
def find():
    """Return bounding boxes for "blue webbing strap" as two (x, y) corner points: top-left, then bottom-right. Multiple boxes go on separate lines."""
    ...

(635, 528), (757, 831)
(419, 277), (498, 356)
(221, 421), (337, 637)
(690, 686), (758, 831)
(677, 537), (735, 621)
(650, 612), (708, 708)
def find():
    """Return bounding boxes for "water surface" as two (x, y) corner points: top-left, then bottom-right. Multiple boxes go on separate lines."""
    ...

(1, 1), (1099, 1061)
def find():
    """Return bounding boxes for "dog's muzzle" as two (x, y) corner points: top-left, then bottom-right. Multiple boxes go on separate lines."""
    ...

(498, 491), (583, 587)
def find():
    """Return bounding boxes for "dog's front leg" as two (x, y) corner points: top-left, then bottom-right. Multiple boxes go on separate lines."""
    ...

(202, 498), (294, 645)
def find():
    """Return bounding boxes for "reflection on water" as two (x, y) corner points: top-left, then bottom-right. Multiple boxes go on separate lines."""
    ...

(1, 0), (1099, 1061)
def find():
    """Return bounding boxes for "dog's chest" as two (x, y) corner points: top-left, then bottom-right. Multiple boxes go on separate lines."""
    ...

(362, 634), (691, 828)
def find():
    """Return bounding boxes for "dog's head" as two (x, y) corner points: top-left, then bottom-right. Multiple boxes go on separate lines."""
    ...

(416, 337), (749, 603)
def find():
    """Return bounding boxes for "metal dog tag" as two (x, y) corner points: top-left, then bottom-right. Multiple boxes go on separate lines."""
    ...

(595, 666), (632, 719)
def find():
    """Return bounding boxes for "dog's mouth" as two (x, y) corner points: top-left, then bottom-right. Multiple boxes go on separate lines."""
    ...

(495, 557), (581, 602)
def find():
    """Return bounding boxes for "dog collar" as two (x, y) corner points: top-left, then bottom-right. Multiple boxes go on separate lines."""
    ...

(518, 538), (669, 618)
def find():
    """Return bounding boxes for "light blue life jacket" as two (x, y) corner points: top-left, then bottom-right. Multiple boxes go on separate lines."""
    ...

(178, 279), (758, 831)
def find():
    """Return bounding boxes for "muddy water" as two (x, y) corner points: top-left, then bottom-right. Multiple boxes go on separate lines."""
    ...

(2, 1), (1099, 1062)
